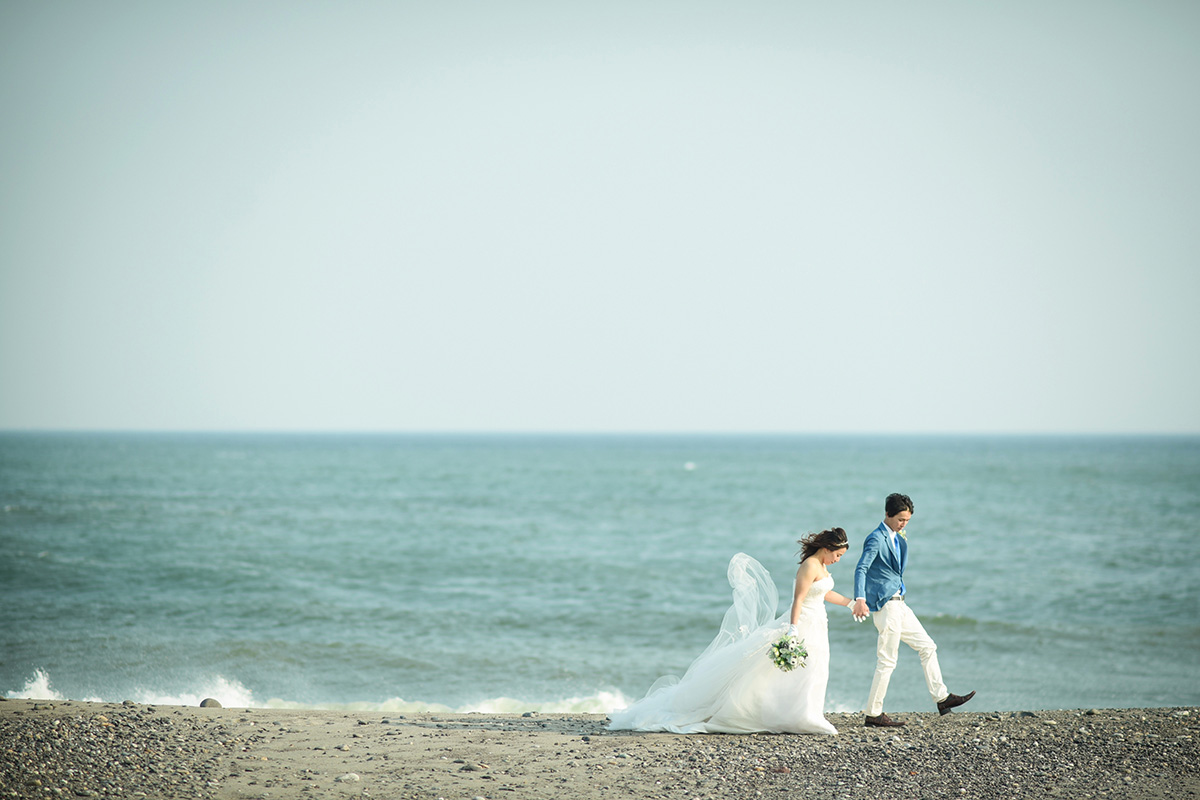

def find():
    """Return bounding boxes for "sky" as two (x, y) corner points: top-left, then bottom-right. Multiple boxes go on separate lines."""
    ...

(1, 1), (1198, 434)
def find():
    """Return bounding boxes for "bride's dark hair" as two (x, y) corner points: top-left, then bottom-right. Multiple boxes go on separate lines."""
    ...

(797, 527), (850, 561)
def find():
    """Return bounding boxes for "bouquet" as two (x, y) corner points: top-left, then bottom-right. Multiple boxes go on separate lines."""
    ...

(768, 633), (808, 672)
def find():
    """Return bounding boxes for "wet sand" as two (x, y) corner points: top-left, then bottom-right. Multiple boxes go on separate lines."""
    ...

(1, 698), (1197, 799)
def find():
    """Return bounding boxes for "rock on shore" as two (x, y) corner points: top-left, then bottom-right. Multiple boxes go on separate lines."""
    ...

(1, 699), (1196, 799)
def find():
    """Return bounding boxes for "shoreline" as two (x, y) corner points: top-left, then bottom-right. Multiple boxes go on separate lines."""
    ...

(2, 699), (1197, 799)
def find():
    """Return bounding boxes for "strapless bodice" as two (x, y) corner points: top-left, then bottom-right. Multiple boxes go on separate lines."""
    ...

(799, 575), (834, 610)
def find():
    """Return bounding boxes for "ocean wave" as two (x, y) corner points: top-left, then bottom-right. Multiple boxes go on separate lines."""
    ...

(4, 669), (631, 715)
(4, 670), (95, 703)
(4, 670), (255, 708)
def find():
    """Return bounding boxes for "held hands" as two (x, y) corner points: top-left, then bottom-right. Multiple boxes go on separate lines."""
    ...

(850, 599), (870, 622)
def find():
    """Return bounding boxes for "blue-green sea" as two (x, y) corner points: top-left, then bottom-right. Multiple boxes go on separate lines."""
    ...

(2, 433), (1197, 714)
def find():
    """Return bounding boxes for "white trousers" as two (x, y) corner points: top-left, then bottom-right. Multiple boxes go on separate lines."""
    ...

(866, 599), (948, 716)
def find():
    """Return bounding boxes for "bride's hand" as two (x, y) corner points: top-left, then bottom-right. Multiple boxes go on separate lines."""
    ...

(851, 598), (870, 621)
(787, 624), (800, 638)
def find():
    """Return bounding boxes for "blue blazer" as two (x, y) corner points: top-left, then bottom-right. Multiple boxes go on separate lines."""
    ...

(853, 522), (908, 612)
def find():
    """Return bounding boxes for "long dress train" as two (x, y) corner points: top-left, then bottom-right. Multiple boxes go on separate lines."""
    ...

(608, 553), (837, 735)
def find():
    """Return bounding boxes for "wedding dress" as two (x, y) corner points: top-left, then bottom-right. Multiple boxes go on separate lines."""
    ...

(608, 553), (837, 735)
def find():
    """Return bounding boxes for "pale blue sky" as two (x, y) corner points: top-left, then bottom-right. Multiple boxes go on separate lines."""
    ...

(2, 1), (1197, 433)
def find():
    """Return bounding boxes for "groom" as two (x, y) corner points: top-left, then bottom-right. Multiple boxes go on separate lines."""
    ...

(852, 493), (975, 727)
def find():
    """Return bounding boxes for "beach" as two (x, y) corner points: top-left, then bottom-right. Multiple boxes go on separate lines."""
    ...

(1, 699), (1196, 800)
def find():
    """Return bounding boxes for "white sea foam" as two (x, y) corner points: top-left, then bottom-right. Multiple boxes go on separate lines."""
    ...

(4, 669), (631, 714)
(4, 669), (91, 702)
(126, 675), (258, 709)
(450, 690), (631, 715)
(262, 690), (632, 714)
(4, 670), (254, 708)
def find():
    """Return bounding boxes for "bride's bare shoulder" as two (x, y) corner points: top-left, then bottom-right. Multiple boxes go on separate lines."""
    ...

(797, 556), (823, 577)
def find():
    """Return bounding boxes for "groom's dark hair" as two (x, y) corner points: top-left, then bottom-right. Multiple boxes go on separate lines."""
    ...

(885, 493), (914, 517)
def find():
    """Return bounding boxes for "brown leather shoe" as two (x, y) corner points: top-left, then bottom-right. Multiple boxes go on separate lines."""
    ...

(937, 690), (976, 715)
(864, 712), (905, 728)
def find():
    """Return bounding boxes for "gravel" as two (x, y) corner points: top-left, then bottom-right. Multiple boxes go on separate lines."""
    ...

(2, 699), (1196, 800)
(601, 708), (1200, 800)
(1, 700), (232, 799)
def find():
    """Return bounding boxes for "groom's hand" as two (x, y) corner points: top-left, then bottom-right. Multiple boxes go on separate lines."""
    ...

(852, 598), (869, 621)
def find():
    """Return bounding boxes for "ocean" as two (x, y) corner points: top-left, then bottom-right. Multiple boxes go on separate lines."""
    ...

(2, 433), (1198, 715)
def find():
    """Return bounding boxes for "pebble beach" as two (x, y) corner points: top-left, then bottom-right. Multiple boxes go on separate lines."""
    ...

(2, 699), (1197, 800)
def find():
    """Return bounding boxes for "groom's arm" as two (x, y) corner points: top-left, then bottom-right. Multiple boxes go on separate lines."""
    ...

(853, 532), (883, 602)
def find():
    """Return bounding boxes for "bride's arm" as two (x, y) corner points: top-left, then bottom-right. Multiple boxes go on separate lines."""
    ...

(824, 590), (854, 608)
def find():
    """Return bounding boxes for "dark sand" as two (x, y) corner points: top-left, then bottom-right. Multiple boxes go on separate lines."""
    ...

(2, 699), (1197, 799)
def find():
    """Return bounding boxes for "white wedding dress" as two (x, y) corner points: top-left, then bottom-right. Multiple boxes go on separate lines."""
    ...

(608, 553), (837, 735)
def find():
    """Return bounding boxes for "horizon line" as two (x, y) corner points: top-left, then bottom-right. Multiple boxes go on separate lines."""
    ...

(2, 428), (1198, 438)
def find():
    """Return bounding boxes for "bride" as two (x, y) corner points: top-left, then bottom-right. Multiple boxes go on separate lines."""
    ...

(608, 528), (856, 735)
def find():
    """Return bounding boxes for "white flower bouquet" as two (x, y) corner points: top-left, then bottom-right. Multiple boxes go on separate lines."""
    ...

(768, 634), (808, 672)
